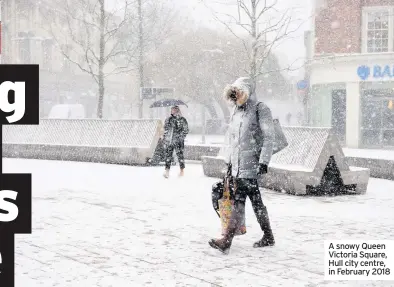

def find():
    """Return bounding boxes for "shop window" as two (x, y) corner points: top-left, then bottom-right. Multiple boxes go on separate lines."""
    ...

(361, 130), (381, 146)
(361, 91), (394, 147)
(361, 96), (382, 130)
(383, 99), (394, 128)
(382, 99), (394, 146)
(383, 130), (394, 146)
(362, 7), (393, 53)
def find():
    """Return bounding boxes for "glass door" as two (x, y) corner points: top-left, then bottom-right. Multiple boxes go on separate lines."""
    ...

(361, 93), (382, 146)
(331, 89), (346, 143)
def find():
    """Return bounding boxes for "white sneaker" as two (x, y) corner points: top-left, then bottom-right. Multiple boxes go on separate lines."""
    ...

(163, 169), (169, 178)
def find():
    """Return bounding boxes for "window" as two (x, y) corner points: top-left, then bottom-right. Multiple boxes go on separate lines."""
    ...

(361, 90), (394, 147)
(366, 11), (389, 52)
(362, 7), (394, 53)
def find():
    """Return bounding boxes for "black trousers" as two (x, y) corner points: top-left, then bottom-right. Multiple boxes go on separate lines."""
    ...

(165, 141), (185, 169)
(228, 178), (272, 236)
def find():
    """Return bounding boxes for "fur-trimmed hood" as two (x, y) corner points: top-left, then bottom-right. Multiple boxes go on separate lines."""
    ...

(223, 77), (254, 105)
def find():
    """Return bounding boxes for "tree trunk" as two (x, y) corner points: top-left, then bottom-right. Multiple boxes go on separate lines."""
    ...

(97, 0), (106, 119)
(98, 78), (104, 118)
(204, 104), (217, 119)
(137, 0), (144, 118)
(249, 0), (258, 96)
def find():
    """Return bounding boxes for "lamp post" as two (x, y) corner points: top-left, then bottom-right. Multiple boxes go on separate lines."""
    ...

(201, 104), (206, 144)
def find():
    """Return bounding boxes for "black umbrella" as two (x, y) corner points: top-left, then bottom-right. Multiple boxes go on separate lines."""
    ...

(149, 99), (188, 108)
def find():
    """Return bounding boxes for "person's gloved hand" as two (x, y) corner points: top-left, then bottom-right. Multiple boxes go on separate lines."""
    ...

(226, 163), (232, 177)
(257, 163), (268, 175)
(212, 181), (224, 214)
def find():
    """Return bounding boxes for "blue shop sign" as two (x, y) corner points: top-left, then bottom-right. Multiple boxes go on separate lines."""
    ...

(297, 80), (308, 90)
(357, 65), (394, 80)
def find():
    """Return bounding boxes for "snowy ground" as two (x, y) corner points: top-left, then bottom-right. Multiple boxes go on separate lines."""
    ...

(4, 158), (394, 287)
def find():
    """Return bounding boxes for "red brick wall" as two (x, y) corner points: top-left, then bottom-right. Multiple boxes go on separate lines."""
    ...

(315, 0), (362, 54)
(314, 0), (394, 54)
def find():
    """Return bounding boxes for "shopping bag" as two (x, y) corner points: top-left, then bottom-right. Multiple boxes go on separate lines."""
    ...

(255, 102), (288, 155)
(218, 177), (246, 236)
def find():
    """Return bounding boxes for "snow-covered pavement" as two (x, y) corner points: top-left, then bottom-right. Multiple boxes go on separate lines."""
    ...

(4, 158), (394, 287)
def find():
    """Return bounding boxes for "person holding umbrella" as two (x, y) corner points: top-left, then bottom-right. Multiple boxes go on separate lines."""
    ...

(162, 105), (189, 178)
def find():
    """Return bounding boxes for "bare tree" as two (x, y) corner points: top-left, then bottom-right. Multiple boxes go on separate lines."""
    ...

(125, 0), (177, 118)
(137, 0), (144, 118)
(144, 26), (247, 120)
(144, 23), (290, 121)
(204, 0), (304, 94)
(43, 0), (138, 118)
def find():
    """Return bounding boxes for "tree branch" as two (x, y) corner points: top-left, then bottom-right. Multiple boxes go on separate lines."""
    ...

(256, 13), (306, 74)
(65, 0), (101, 30)
(256, 0), (278, 21)
(223, 12), (252, 35)
(238, 0), (252, 19)
(209, 9), (251, 60)
(104, 0), (132, 44)
(258, 57), (306, 77)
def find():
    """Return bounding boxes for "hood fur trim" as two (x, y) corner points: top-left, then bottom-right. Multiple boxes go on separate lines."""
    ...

(223, 84), (235, 101)
(223, 77), (252, 106)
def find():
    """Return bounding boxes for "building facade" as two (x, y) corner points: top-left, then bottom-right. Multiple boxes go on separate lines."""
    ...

(308, 0), (394, 148)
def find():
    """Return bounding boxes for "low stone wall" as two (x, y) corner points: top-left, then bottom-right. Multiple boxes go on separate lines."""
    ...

(346, 157), (394, 180)
(2, 119), (162, 165)
(183, 145), (219, 161)
(185, 144), (393, 181)
(2, 144), (151, 166)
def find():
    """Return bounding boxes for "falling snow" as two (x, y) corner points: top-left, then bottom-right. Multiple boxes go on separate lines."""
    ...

(2, 0), (394, 285)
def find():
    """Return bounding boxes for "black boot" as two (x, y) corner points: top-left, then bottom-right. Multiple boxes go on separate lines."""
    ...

(209, 209), (237, 254)
(208, 237), (233, 254)
(253, 206), (275, 248)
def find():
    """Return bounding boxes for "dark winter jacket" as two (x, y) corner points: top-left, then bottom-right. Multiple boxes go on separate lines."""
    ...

(163, 115), (189, 145)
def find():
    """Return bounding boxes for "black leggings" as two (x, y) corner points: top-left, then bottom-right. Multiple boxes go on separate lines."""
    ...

(165, 141), (185, 169)
(229, 178), (269, 233)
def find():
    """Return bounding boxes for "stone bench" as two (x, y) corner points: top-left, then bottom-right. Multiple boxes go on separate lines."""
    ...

(3, 119), (162, 165)
(202, 127), (370, 195)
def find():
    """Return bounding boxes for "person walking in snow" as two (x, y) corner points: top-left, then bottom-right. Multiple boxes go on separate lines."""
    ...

(286, 112), (292, 125)
(209, 77), (275, 254)
(163, 105), (189, 178)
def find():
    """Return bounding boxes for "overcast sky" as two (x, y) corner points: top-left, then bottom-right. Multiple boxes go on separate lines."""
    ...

(178, 0), (314, 79)
(107, 0), (313, 79)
